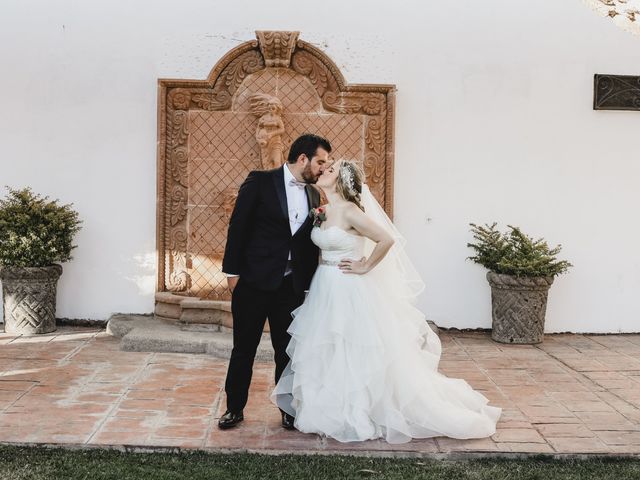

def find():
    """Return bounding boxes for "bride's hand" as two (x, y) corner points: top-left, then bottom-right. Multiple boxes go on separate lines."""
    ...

(339, 257), (368, 275)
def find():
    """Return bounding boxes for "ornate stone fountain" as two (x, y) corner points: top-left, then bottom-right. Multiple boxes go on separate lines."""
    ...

(154, 30), (397, 329)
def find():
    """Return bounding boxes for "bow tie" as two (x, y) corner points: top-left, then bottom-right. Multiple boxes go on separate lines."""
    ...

(288, 179), (307, 190)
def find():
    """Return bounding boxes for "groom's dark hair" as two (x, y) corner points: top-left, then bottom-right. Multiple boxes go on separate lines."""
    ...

(287, 134), (332, 164)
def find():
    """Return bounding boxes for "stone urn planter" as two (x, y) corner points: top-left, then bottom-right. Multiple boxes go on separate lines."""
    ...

(486, 272), (554, 344)
(467, 223), (572, 345)
(1, 265), (63, 335)
(0, 187), (81, 335)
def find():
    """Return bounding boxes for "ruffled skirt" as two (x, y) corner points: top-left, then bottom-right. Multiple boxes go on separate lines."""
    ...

(271, 265), (501, 444)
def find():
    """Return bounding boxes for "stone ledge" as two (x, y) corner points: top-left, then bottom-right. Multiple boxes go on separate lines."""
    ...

(106, 314), (273, 361)
(179, 299), (231, 311)
(154, 292), (186, 305)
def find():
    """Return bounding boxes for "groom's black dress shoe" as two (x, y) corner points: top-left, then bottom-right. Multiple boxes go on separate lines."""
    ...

(281, 411), (295, 430)
(218, 410), (244, 429)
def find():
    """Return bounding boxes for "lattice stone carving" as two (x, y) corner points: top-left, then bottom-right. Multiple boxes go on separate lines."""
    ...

(157, 31), (396, 300)
(0, 265), (62, 335)
(487, 272), (554, 344)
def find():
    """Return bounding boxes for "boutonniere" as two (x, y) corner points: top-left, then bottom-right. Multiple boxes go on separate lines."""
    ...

(309, 206), (327, 227)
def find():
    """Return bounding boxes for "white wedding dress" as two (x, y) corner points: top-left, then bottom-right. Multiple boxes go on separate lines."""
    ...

(271, 222), (501, 444)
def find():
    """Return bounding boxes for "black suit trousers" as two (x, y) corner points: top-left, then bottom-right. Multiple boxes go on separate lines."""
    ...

(224, 274), (304, 413)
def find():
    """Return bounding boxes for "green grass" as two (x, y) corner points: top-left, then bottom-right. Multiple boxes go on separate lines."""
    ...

(0, 445), (639, 480)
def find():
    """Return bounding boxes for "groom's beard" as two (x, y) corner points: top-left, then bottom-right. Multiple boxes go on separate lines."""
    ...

(301, 164), (319, 184)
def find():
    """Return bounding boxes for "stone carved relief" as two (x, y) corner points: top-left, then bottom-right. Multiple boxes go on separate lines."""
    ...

(364, 117), (387, 201)
(164, 96), (189, 293)
(250, 94), (286, 169)
(157, 31), (396, 300)
(256, 31), (299, 67)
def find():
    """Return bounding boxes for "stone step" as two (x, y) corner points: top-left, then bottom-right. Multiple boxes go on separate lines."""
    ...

(106, 314), (440, 361)
(154, 292), (239, 329)
(107, 314), (274, 361)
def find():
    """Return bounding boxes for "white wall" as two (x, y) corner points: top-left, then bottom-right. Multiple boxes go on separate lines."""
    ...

(1, 0), (639, 332)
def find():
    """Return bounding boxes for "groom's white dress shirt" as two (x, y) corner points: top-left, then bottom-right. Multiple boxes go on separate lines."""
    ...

(283, 163), (309, 239)
(282, 164), (309, 275)
(225, 164), (309, 278)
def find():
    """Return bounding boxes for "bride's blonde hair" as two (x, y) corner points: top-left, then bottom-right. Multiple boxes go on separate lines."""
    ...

(336, 159), (365, 211)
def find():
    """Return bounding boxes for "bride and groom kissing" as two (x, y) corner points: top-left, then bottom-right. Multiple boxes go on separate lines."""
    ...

(219, 133), (501, 444)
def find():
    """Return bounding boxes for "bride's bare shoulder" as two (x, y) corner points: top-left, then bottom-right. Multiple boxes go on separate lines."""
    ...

(344, 202), (366, 218)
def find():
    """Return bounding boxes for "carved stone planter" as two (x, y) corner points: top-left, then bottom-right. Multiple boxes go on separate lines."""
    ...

(0, 265), (62, 335)
(486, 272), (554, 344)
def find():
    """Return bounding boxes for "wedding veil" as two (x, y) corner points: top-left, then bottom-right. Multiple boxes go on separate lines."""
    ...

(360, 185), (425, 303)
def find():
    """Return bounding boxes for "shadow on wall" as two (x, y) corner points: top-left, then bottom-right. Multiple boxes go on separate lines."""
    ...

(122, 251), (157, 298)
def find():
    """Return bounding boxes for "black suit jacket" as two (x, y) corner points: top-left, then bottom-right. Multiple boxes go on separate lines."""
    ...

(222, 166), (321, 294)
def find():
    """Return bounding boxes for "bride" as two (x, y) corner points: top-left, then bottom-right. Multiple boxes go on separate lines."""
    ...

(271, 159), (501, 444)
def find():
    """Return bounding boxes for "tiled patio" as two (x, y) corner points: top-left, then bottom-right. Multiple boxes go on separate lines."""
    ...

(1, 326), (640, 456)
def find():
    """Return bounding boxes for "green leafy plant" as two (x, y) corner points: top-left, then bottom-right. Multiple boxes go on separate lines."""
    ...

(0, 187), (82, 267)
(467, 223), (572, 278)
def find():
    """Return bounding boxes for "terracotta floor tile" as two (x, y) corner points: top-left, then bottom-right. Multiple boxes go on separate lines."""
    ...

(610, 444), (640, 453)
(91, 430), (152, 446)
(574, 411), (636, 426)
(550, 391), (601, 403)
(595, 430), (640, 446)
(536, 423), (595, 438)
(205, 425), (266, 450)
(492, 428), (545, 443)
(372, 438), (440, 453)
(435, 437), (499, 452)
(263, 427), (323, 451)
(497, 421), (533, 429)
(518, 404), (576, 419)
(535, 381), (591, 393)
(99, 417), (155, 432)
(0, 380), (37, 391)
(561, 401), (617, 413)
(547, 436), (611, 453)
(498, 442), (554, 453)
(154, 425), (208, 439)
(146, 437), (204, 448)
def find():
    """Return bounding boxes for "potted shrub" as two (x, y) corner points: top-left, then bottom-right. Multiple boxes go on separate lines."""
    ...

(467, 223), (571, 344)
(0, 188), (81, 335)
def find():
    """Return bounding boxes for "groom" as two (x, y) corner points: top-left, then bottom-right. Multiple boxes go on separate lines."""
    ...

(219, 133), (332, 430)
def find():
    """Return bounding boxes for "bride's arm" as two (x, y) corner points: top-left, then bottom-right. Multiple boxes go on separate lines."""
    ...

(339, 204), (394, 275)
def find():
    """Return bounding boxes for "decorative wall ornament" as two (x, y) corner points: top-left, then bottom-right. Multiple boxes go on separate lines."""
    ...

(157, 31), (396, 300)
(250, 93), (286, 169)
(256, 31), (299, 68)
(582, 0), (640, 36)
(594, 74), (640, 110)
